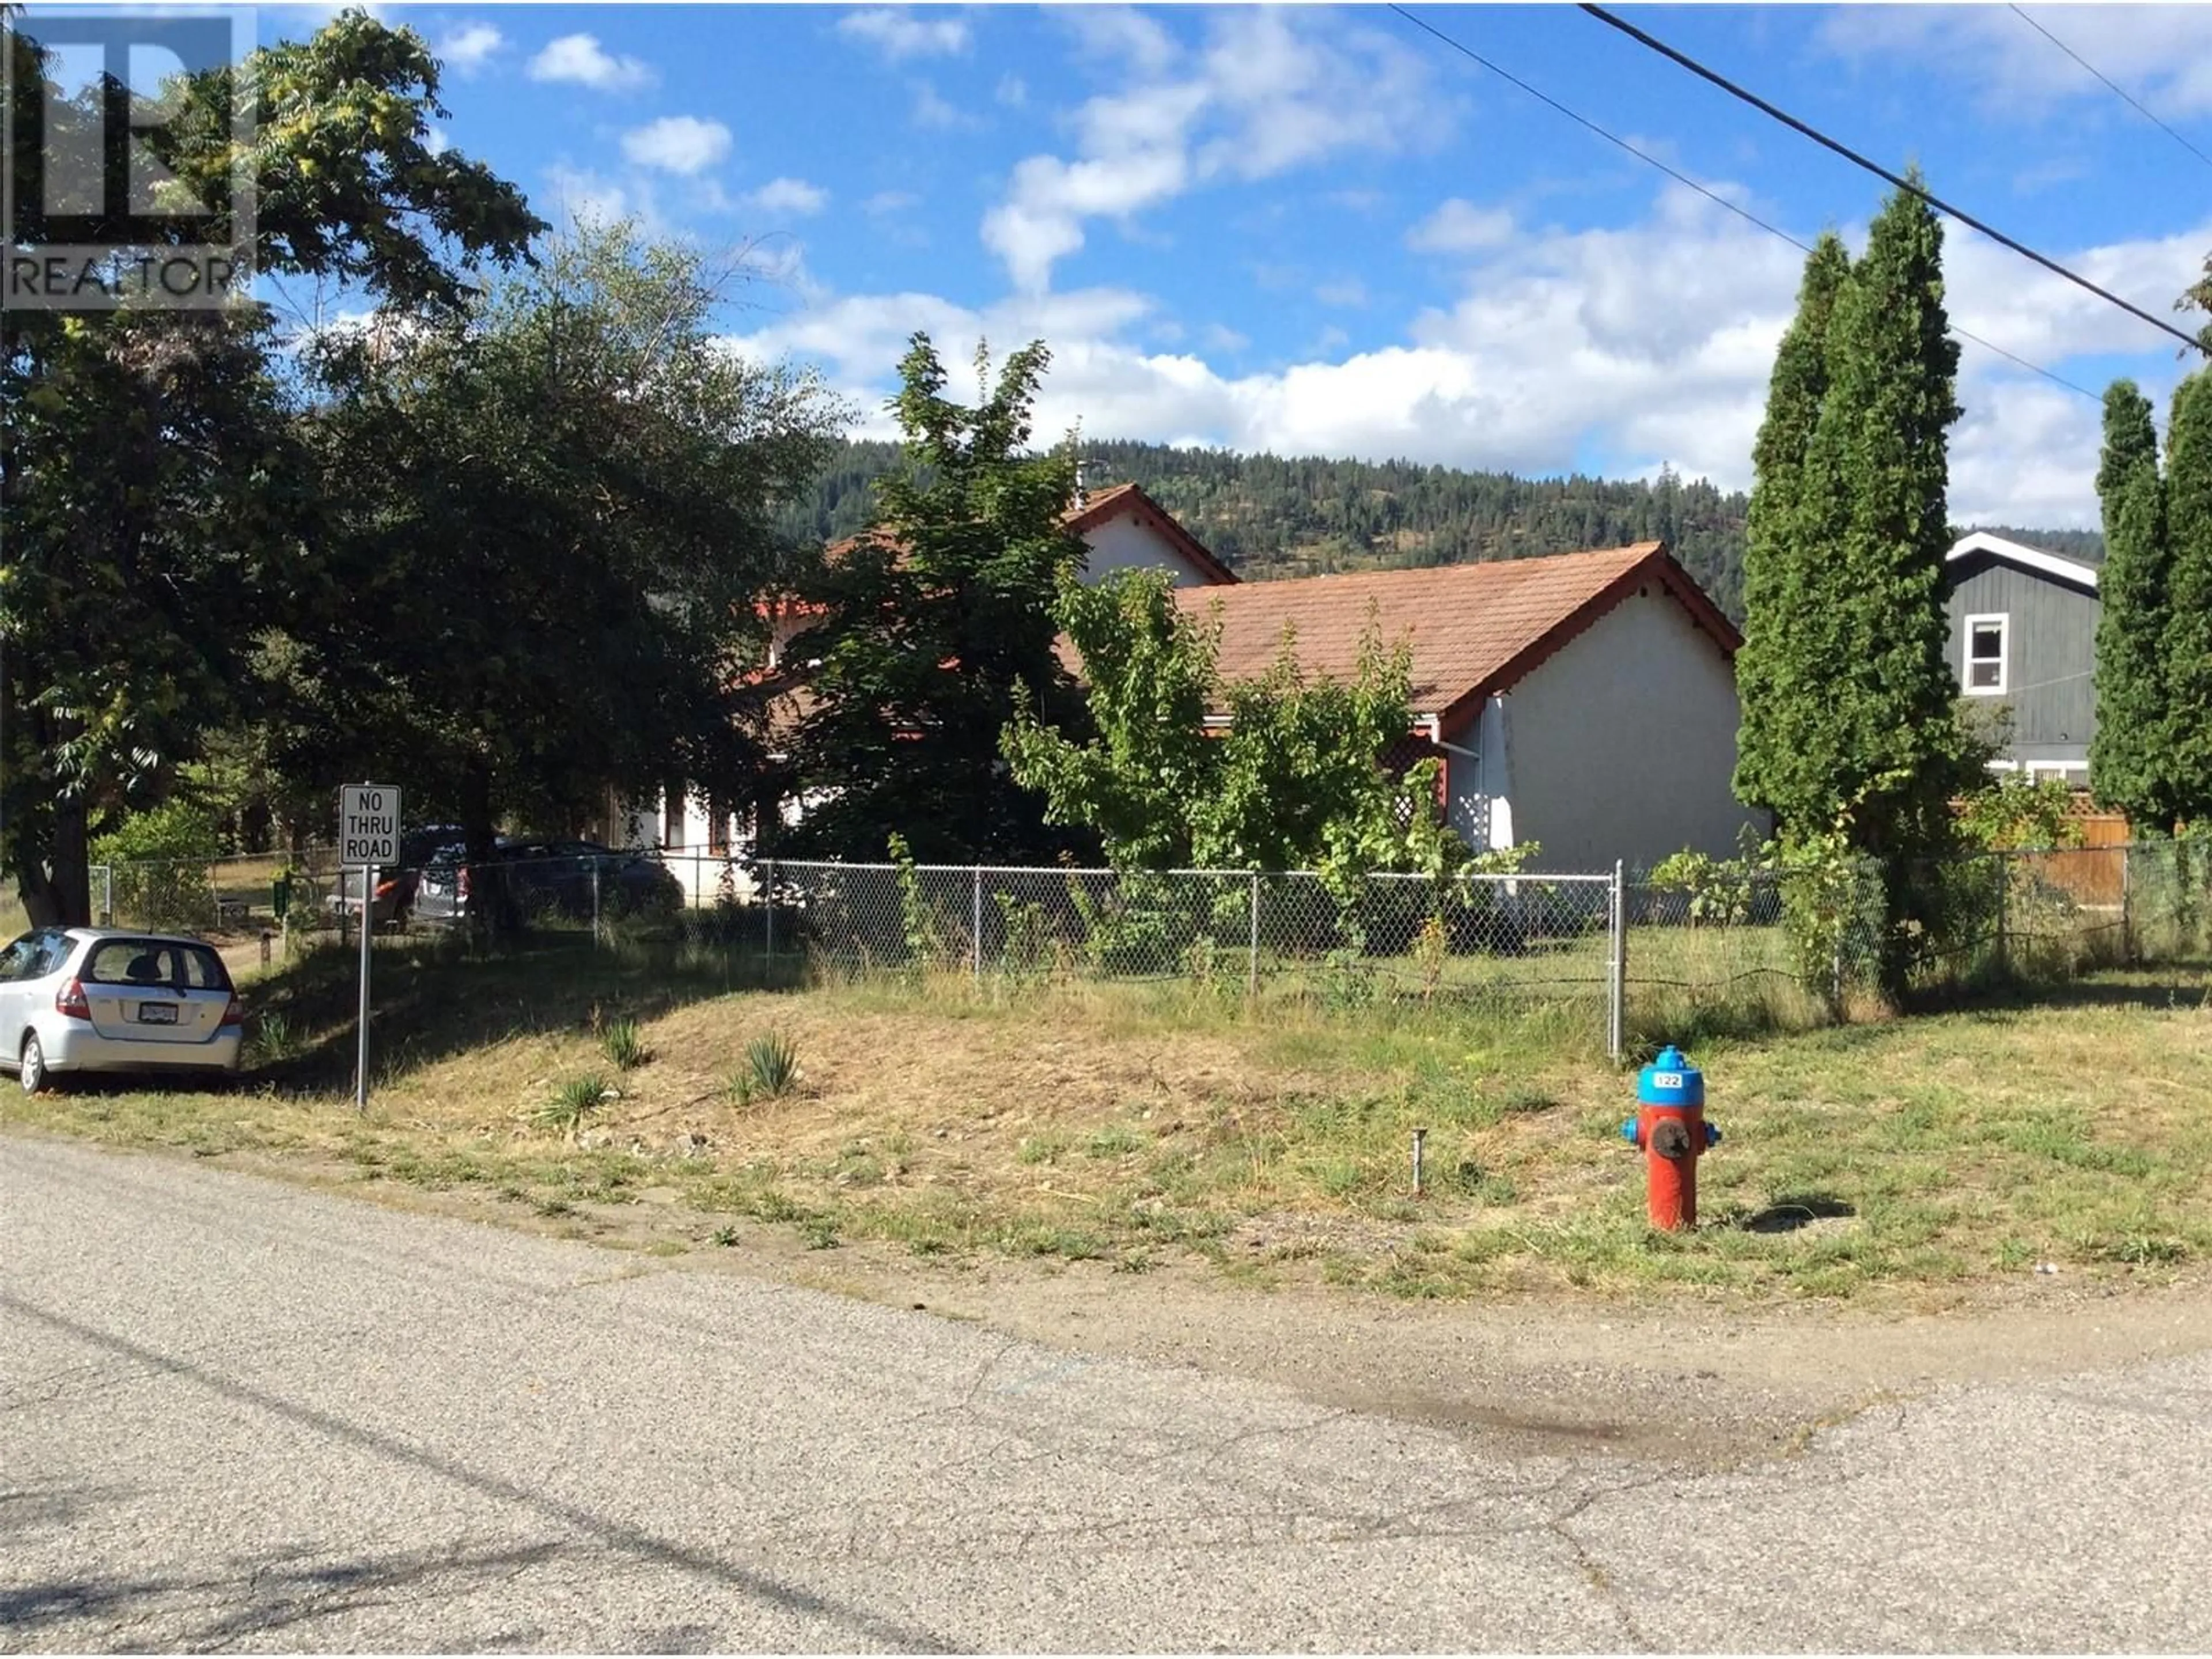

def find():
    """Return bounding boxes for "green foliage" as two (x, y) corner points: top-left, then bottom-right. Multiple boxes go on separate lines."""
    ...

(1005, 567), (1465, 885)
(1646, 843), (1758, 927)
(2090, 380), (2175, 829)
(599, 1017), (650, 1071)
(1958, 776), (2083, 852)
(90, 802), (226, 931)
(291, 222), (846, 925)
(539, 1075), (612, 1135)
(785, 334), (1087, 863)
(886, 833), (958, 968)
(1735, 233), (1850, 819)
(730, 1033), (802, 1107)
(2162, 373), (2212, 829)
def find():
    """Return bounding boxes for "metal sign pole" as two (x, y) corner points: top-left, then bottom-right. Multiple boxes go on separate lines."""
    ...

(355, 861), (373, 1111)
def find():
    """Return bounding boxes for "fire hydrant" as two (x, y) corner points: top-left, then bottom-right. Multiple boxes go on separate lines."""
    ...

(1619, 1044), (1721, 1231)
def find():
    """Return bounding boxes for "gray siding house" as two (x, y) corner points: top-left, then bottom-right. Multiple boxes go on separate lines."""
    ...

(1942, 531), (2100, 785)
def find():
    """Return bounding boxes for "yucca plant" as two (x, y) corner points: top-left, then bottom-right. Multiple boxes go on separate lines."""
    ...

(729, 1033), (801, 1107)
(247, 1011), (302, 1065)
(539, 1074), (612, 1135)
(599, 1016), (649, 1070)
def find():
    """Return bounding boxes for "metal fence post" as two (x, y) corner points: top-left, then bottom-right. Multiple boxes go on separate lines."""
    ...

(972, 866), (983, 979)
(590, 860), (602, 947)
(1994, 850), (2009, 977)
(1608, 859), (1626, 1063)
(763, 857), (776, 968)
(1248, 871), (1262, 997)
(2120, 843), (2134, 963)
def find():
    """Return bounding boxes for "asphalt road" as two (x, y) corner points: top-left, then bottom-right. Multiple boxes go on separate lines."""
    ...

(6, 1137), (2210, 1653)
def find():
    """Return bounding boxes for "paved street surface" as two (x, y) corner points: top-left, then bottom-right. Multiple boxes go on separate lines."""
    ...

(6, 1136), (2210, 1652)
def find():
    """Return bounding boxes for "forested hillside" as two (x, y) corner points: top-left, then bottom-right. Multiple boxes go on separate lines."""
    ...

(778, 438), (2103, 623)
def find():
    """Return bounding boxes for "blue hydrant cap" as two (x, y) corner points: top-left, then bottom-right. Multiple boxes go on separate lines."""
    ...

(1637, 1044), (1705, 1107)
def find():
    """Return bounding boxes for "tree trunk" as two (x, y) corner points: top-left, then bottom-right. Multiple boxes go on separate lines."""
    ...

(16, 796), (92, 929)
(460, 759), (516, 942)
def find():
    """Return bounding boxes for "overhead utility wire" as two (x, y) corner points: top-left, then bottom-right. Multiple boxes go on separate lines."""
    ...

(1578, 1), (2210, 358)
(2007, 3), (2212, 174)
(1382, 4), (2098, 401)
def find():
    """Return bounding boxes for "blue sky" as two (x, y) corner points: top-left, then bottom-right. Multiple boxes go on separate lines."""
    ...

(268, 3), (2212, 526)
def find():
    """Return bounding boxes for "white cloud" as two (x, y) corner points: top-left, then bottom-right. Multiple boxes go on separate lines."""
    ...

(996, 73), (1028, 108)
(740, 179), (2204, 527)
(748, 176), (829, 217)
(911, 79), (979, 131)
(1820, 5), (2212, 116)
(543, 163), (640, 230)
(838, 7), (969, 60)
(863, 190), (920, 216)
(424, 124), (452, 157)
(1056, 6), (1179, 76)
(620, 116), (734, 176)
(1315, 279), (1369, 309)
(438, 22), (503, 75)
(983, 9), (1449, 293)
(1407, 198), (1516, 255)
(529, 33), (655, 93)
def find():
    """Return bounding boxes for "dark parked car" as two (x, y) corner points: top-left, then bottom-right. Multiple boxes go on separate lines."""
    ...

(411, 839), (682, 927)
(328, 824), (466, 927)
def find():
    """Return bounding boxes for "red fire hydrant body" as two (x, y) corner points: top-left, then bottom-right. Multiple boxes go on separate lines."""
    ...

(1620, 1046), (1719, 1231)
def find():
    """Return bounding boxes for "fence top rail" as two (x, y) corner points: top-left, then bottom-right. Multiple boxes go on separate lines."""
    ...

(764, 859), (1619, 883)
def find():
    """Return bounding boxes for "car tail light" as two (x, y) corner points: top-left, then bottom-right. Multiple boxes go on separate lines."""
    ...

(457, 866), (472, 901)
(55, 978), (89, 1020)
(374, 878), (399, 899)
(220, 994), (244, 1027)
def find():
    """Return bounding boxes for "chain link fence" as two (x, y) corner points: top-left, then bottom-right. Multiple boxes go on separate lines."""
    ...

(86, 839), (2212, 1059)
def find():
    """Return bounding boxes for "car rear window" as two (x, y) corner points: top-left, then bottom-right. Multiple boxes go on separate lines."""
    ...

(82, 940), (232, 991)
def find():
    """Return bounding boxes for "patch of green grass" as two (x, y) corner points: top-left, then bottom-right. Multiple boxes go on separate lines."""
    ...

(537, 1074), (612, 1135)
(599, 1017), (650, 1071)
(1016, 1130), (1073, 1166)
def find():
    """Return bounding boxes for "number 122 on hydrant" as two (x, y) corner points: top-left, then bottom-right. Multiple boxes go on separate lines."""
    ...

(1620, 1045), (1722, 1231)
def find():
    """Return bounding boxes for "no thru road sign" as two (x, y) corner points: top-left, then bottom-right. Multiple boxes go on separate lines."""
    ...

(339, 785), (401, 866)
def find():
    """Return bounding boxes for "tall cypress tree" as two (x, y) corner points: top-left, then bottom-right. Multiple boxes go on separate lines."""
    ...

(1734, 232), (1851, 819)
(2088, 380), (2173, 829)
(2162, 373), (2212, 828)
(1793, 179), (1971, 987)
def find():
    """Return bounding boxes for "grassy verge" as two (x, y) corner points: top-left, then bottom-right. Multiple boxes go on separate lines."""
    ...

(6, 933), (2210, 1303)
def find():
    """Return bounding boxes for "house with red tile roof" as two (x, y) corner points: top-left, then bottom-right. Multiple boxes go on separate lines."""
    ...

(1147, 541), (1764, 871)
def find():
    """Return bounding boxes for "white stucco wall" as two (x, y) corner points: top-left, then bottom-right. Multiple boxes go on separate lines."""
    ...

(1077, 514), (1218, 588)
(1500, 588), (1764, 872)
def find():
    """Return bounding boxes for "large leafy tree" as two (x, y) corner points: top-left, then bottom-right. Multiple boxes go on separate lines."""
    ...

(1772, 180), (1974, 990)
(1003, 567), (1463, 880)
(1, 9), (542, 925)
(2088, 380), (2176, 829)
(2162, 373), (2212, 828)
(288, 225), (846, 911)
(782, 335), (1087, 863)
(1734, 232), (1851, 820)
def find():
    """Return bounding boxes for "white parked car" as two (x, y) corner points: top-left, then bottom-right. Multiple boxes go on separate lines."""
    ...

(0, 927), (244, 1093)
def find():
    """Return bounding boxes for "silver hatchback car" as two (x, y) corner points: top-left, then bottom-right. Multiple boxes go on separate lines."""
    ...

(0, 927), (244, 1093)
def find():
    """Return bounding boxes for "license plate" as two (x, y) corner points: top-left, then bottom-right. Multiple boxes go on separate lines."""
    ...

(136, 1003), (179, 1025)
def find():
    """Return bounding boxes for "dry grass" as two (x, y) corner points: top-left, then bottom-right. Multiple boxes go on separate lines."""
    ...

(7, 934), (2211, 1303)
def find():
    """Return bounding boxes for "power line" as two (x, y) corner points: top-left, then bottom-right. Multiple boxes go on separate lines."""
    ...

(2007, 3), (2212, 174)
(1382, 3), (2100, 402)
(1578, 1), (2210, 359)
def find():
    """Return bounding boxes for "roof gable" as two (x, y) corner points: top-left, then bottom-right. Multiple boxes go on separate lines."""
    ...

(1165, 542), (1738, 727)
(1946, 531), (2099, 593)
(821, 480), (1237, 586)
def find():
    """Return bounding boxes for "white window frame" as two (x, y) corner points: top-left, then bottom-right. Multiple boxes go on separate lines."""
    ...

(1963, 612), (2009, 696)
(1985, 759), (2020, 775)
(2024, 760), (2089, 788)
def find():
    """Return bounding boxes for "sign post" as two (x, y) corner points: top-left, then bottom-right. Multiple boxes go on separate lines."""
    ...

(339, 784), (400, 1110)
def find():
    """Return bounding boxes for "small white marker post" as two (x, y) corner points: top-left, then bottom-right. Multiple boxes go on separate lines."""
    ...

(339, 784), (401, 1111)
